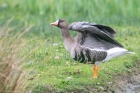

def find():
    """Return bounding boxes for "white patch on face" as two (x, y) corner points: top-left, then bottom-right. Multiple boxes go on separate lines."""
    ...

(55, 20), (59, 25)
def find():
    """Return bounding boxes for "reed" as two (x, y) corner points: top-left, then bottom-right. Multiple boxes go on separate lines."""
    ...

(1, 0), (140, 24)
(0, 18), (33, 93)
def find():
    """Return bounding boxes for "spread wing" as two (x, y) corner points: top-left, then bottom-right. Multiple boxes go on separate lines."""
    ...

(69, 22), (124, 49)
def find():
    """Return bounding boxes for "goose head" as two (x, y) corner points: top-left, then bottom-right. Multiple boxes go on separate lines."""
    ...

(51, 19), (68, 29)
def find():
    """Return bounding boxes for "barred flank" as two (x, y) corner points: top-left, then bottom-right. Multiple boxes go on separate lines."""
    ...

(73, 46), (107, 64)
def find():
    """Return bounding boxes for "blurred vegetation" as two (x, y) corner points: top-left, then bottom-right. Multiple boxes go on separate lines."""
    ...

(0, 18), (34, 92)
(0, 0), (140, 37)
(0, 0), (140, 92)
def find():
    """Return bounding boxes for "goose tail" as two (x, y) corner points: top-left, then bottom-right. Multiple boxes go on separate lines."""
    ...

(103, 47), (135, 62)
(127, 52), (135, 54)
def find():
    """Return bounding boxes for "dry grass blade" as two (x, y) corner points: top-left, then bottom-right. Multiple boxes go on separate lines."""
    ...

(0, 18), (34, 93)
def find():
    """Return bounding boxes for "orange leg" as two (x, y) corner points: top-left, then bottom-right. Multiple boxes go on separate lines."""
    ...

(93, 64), (98, 78)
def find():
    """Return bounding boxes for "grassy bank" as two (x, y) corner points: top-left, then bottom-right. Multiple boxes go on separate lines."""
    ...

(0, 0), (140, 92)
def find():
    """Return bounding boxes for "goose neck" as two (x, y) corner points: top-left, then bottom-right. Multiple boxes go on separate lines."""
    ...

(61, 28), (72, 40)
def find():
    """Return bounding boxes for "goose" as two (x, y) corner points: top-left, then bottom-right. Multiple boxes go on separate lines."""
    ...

(50, 19), (135, 78)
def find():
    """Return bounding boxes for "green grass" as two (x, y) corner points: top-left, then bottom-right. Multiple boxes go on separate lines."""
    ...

(0, 0), (140, 92)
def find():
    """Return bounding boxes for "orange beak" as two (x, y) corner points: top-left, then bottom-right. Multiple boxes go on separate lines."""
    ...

(50, 22), (57, 26)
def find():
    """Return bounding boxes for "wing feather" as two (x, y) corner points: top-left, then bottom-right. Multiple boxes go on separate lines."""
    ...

(69, 22), (124, 48)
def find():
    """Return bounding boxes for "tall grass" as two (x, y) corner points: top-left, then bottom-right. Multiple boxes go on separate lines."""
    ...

(1, 0), (140, 25)
(0, 18), (34, 92)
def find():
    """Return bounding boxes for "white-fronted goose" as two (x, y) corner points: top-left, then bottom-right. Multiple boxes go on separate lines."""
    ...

(51, 19), (135, 78)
